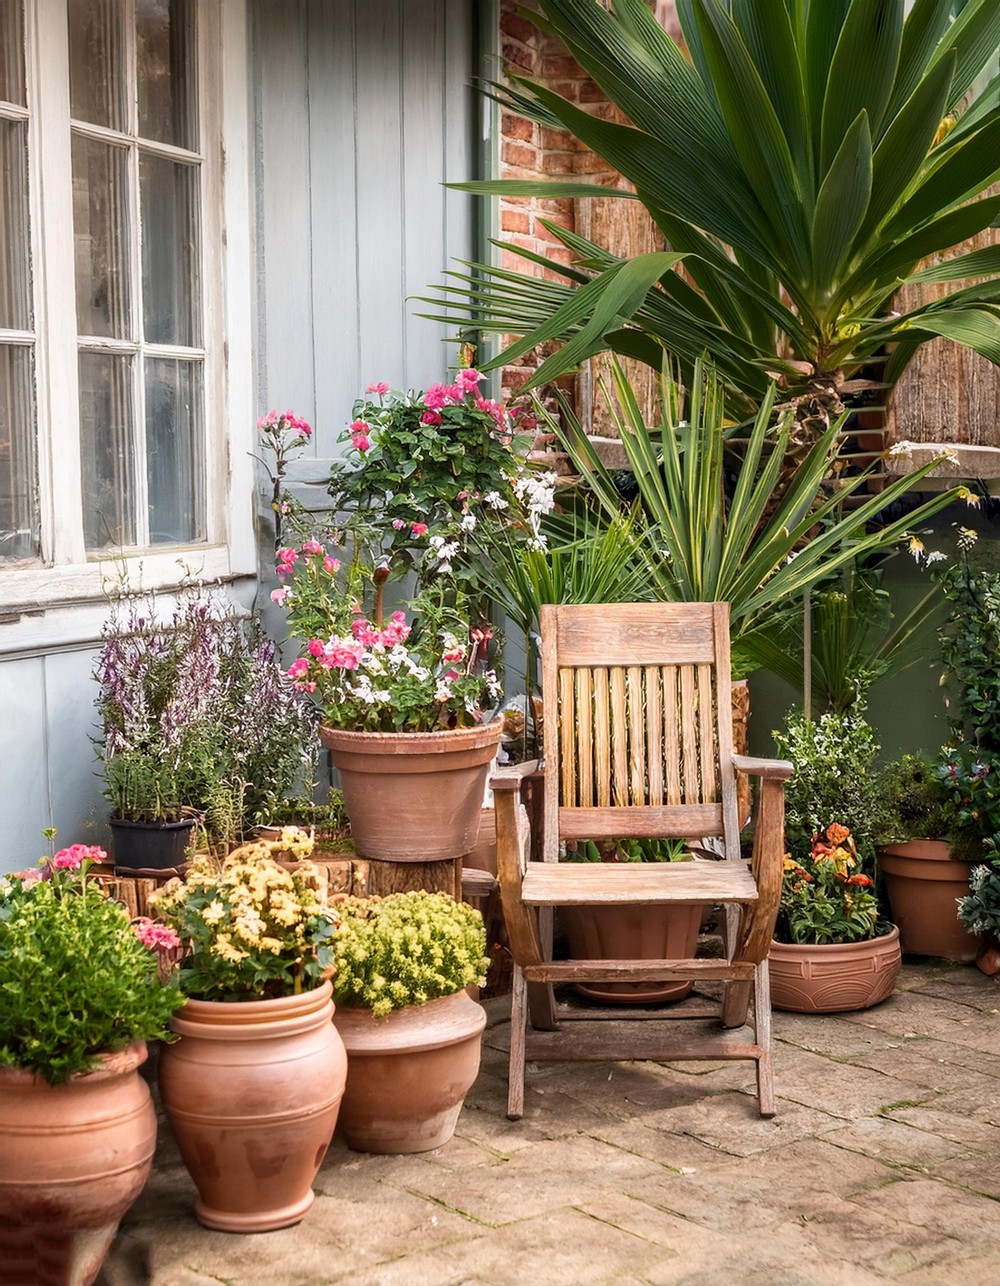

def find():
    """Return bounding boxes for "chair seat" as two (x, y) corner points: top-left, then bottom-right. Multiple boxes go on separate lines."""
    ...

(520, 858), (759, 906)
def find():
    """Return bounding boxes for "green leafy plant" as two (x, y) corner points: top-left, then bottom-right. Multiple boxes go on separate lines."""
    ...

(564, 838), (691, 863)
(776, 823), (881, 946)
(552, 359), (956, 673)
(330, 892), (489, 1017)
(434, 0), (1000, 420)
(0, 842), (183, 1084)
(879, 753), (960, 846)
(151, 835), (338, 1001)
(773, 708), (890, 868)
(957, 861), (1000, 937)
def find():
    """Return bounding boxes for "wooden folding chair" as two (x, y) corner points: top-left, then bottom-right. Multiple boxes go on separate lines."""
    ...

(492, 602), (792, 1120)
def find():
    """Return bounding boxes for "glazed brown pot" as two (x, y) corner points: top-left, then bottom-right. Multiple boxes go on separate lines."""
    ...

(0, 1042), (156, 1286)
(333, 990), (486, 1154)
(158, 980), (347, 1232)
(319, 721), (502, 861)
(562, 902), (705, 1003)
(877, 840), (980, 962)
(769, 926), (902, 1013)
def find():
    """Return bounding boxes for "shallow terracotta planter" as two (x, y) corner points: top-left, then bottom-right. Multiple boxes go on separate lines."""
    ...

(158, 980), (347, 1232)
(562, 902), (705, 1003)
(0, 1042), (156, 1286)
(319, 721), (502, 861)
(877, 840), (980, 962)
(333, 990), (486, 1154)
(769, 926), (902, 1013)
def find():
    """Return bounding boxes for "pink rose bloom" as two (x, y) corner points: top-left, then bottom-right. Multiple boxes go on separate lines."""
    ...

(283, 411), (312, 439)
(307, 637), (326, 658)
(274, 564), (289, 580)
(444, 383), (464, 403)
(350, 619), (381, 647)
(15, 867), (43, 888)
(287, 658), (310, 679)
(365, 382), (390, 395)
(423, 383), (447, 411)
(328, 644), (362, 670)
(352, 432), (370, 452)
(277, 547), (298, 566)
(476, 396), (504, 425)
(457, 368), (484, 389)
(392, 518), (406, 530)
(257, 410), (279, 429)
(411, 522), (428, 536)
(443, 669), (460, 682)
(420, 411), (442, 426)
(133, 918), (183, 950)
(270, 587), (288, 605)
(442, 646), (465, 663)
(323, 556), (339, 574)
(302, 539), (324, 556)
(391, 610), (407, 623)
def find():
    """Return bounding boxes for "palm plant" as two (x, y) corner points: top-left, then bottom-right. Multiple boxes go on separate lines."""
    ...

(430, 0), (1000, 422)
(551, 358), (959, 673)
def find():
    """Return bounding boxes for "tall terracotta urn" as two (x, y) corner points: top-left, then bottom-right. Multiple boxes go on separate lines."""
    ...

(333, 989), (486, 1154)
(319, 721), (502, 860)
(877, 840), (980, 962)
(158, 980), (347, 1231)
(0, 1042), (157, 1286)
(769, 926), (902, 1013)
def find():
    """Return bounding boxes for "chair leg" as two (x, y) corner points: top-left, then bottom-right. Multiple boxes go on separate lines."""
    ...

(507, 965), (528, 1120)
(753, 958), (776, 1119)
(721, 979), (752, 1027)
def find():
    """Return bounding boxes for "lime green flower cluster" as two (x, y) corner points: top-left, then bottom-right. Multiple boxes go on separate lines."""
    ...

(152, 832), (337, 1001)
(331, 892), (489, 1017)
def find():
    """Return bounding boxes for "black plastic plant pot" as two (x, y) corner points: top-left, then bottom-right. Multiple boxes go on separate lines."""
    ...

(109, 816), (197, 871)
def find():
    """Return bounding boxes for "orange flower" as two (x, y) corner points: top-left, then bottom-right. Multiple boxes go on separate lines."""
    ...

(825, 823), (851, 846)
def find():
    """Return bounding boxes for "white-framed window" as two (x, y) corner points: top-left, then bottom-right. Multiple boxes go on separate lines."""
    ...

(0, 0), (254, 629)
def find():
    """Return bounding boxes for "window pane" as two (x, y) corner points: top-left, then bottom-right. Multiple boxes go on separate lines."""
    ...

(145, 357), (203, 543)
(140, 153), (200, 345)
(0, 118), (30, 331)
(72, 135), (130, 338)
(0, 1), (25, 106)
(68, 0), (124, 129)
(80, 351), (135, 548)
(137, 0), (196, 149)
(0, 344), (38, 560)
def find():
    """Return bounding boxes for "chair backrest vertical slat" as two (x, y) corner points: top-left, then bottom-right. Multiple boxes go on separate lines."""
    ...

(627, 666), (645, 805)
(679, 665), (700, 803)
(646, 667), (663, 806)
(576, 669), (594, 808)
(663, 665), (682, 805)
(610, 666), (628, 806)
(697, 662), (718, 802)
(593, 667), (611, 808)
(559, 666), (577, 810)
(711, 601), (740, 856)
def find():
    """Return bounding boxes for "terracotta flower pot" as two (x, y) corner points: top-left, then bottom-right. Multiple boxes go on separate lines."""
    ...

(562, 902), (705, 1003)
(333, 989), (486, 1154)
(319, 721), (503, 860)
(877, 840), (980, 962)
(0, 1042), (157, 1286)
(158, 980), (347, 1232)
(769, 926), (902, 1013)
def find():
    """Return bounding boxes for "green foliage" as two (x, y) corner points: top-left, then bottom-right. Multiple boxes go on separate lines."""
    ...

(552, 359), (955, 670)
(330, 892), (489, 1017)
(431, 0), (1000, 409)
(879, 753), (960, 845)
(152, 838), (338, 1001)
(0, 854), (182, 1084)
(564, 838), (691, 863)
(772, 708), (889, 868)
(957, 860), (1000, 936)
(776, 823), (881, 946)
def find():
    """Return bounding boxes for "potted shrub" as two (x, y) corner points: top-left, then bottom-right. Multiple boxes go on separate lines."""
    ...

(150, 834), (346, 1232)
(769, 823), (901, 1013)
(0, 840), (183, 1284)
(95, 587), (316, 868)
(330, 891), (490, 1154)
(958, 862), (1000, 977)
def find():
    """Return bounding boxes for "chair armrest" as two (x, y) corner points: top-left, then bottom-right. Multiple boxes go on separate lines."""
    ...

(732, 754), (793, 781)
(491, 759), (544, 791)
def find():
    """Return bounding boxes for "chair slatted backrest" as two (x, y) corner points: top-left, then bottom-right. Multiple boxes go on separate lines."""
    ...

(539, 602), (740, 862)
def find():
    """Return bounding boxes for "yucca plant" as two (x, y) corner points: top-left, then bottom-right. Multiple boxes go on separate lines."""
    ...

(550, 357), (960, 672)
(430, 0), (1000, 420)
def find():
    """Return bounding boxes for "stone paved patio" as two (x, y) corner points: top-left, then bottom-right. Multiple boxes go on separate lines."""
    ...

(99, 961), (1000, 1285)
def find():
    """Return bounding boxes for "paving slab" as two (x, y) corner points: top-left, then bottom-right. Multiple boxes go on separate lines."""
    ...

(97, 962), (1000, 1285)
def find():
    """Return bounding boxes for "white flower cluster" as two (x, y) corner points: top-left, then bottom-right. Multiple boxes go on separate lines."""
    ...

(513, 470), (557, 550)
(428, 534), (460, 574)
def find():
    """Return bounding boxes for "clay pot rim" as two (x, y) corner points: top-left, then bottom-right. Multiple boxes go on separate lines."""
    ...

(318, 720), (503, 753)
(770, 924), (900, 958)
(334, 990), (487, 1054)
(171, 979), (334, 1038)
(0, 1040), (149, 1088)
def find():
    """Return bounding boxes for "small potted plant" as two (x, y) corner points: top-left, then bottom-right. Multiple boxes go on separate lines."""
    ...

(150, 835), (346, 1232)
(330, 891), (490, 1154)
(769, 823), (901, 1013)
(958, 861), (1000, 976)
(0, 839), (183, 1282)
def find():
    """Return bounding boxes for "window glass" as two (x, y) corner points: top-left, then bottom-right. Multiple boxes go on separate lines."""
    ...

(0, 345), (37, 560)
(0, 118), (31, 331)
(79, 350), (135, 548)
(145, 357), (203, 543)
(72, 136), (131, 339)
(140, 153), (200, 345)
(0, 2), (25, 107)
(137, 0), (196, 149)
(67, 0), (124, 129)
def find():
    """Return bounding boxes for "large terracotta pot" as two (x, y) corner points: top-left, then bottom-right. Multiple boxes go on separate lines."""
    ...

(0, 1042), (156, 1286)
(877, 840), (980, 962)
(319, 721), (503, 861)
(158, 980), (347, 1232)
(562, 902), (705, 1003)
(769, 926), (902, 1013)
(333, 990), (486, 1154)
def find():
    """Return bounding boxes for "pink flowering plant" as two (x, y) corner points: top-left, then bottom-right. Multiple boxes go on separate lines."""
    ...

(253, 408), (315, 547)
(0, 836), (183, 1083)
(326, 371), (556, 601)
